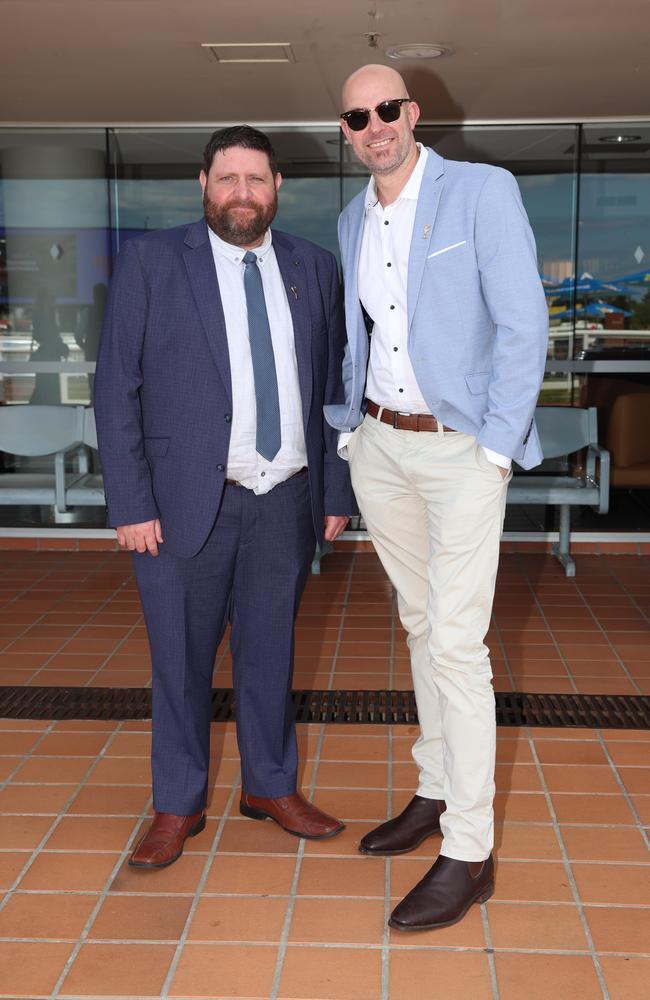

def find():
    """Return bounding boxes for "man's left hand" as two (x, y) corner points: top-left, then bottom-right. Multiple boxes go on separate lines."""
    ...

(324, 516), (349, 542)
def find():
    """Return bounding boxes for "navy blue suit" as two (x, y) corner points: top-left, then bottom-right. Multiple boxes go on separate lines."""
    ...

(95, 218), (355, 812)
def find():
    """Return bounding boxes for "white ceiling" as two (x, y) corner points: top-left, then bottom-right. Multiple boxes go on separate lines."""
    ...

(2, 0), (650, 125)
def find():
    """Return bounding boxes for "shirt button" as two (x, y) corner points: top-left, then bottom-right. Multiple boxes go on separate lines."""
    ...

(384, 220), (389, 226)
(261, 471), (266, 477)
(386, 262), (392, 267)
(393, 347), (398, 352)
(390, 305), (395, 310)
(398, 388), (404, 393)
(217, 464), (225, 471)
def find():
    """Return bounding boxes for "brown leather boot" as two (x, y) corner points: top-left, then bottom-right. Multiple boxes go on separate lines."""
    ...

(359, 795), (445, 856)
(389, 854), (495, 931)
(240, 791), (344, 840)
(129, 811), (206, 869)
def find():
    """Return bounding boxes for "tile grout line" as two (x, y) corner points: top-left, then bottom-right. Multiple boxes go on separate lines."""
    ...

(0, 553), (91, 655)
(480, 903), (501, 1000)
(49, 762), (154, 1000)
(30, 560), (142, 687)
(325, 552), (356, 695)
(6, 890), (650, 907)
(594, 730), (650, 851)
(572, 562), (643, 695)
(491, 608), (518, 692)
(158, 768), (242, 999)
(381, 583), (397, 1000)
(268, 551), (357, 1000)
(0, 719), (58, 793)
(527, 733), (611, 1000)
(515, 553), (580, 693)
(0, 721), (128, 913)
(22, 554), (142, 686)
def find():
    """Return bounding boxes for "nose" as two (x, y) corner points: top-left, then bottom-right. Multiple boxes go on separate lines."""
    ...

(367, 108), (388, 133)
(233, 178), (252, 199)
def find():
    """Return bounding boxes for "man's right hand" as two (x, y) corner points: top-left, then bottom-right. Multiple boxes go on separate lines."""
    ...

(116, 519), (163, 556)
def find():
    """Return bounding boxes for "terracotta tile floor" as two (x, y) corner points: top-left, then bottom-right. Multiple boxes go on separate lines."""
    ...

(0, 549), (648, 998)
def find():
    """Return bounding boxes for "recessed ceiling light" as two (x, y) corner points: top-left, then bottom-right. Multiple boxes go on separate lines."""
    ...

(599, 134), (642, 144)
(385, 43), (453, 60)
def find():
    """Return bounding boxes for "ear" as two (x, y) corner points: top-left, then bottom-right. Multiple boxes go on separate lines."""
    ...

(199, 169), (207, 196)
(340, 119), (352, 145)
(407, 101), (421, 130)
(274, 171), (283, 192)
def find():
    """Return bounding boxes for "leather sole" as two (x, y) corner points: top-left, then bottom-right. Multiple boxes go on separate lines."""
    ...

(359, 827), (441, 857)
(239, 800), (345, 840)
(388, 882), (494, 932)
(128, 813), (206, 869)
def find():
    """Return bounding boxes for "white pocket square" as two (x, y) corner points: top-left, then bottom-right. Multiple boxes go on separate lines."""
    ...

(427, 240), (467, 259)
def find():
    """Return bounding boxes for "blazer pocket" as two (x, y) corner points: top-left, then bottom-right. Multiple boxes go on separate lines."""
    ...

(465, 372), (491, 395)
(427, 240), (467, 259)
(143, 437), (170, 457)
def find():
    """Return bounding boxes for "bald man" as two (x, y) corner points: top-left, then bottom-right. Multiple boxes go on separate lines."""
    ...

(325, 65), (548, 931)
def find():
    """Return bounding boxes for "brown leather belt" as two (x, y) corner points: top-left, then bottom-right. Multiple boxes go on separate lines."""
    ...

(366, 400), (455, 433)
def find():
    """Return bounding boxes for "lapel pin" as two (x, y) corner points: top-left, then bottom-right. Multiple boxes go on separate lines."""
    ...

(290, 286), (299, 299)
(422, 224), (432, 240)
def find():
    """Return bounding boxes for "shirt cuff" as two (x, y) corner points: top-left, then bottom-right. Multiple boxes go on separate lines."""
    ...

(337, 431), (353, 461)
(482, 447), (511, 470)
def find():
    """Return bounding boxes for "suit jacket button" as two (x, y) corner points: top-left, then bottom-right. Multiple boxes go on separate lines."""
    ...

(217, 464), (225, 471)
(224, 414), (231, 423)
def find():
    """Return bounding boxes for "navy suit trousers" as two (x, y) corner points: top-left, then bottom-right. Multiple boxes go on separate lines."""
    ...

(133, 470), (316, 814)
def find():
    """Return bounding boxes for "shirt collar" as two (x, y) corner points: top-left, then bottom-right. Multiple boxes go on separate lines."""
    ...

(208, 225), (273, 265)
(364, 143), (428, 210)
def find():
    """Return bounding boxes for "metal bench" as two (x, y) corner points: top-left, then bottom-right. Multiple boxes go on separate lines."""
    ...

(63, 407), (106, 508)
(507, 406), (610, 577)
(0, 404), (86, 514)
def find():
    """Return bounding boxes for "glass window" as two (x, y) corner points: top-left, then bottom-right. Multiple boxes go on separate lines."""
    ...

(577, 124), (650, 354)
(0, 130), (110, 409)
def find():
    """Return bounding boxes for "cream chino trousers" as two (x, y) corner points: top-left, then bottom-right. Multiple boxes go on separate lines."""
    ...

(347, 413), (510, 861)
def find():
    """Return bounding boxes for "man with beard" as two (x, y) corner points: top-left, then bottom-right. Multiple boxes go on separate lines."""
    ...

(95, 126), (355, 868)
(326, 65), (548, 929)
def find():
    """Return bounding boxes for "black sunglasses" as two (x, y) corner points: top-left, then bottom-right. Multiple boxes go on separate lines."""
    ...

(340, 98), (410, 133)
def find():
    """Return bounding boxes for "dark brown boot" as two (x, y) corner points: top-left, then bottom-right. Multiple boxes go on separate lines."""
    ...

(359, 795), (445, 856)
(389, 854), (495, 931)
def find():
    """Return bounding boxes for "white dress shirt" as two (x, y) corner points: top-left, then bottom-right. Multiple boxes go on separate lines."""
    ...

(208, 227), (307, 494)
(347, 144), (510, 470)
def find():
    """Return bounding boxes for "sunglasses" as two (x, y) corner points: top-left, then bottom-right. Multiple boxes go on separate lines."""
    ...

(340, 98), (410, 132)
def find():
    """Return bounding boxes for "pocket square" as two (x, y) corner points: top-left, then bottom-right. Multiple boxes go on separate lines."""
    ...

(427, 240), (467, 259)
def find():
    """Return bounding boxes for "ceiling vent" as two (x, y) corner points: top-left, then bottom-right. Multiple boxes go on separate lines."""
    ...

(201, 42), (295, 64)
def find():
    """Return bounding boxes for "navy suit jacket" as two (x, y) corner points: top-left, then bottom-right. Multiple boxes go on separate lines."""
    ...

(94, 219), (356, 558)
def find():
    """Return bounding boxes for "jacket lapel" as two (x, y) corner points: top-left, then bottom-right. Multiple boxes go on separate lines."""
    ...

(407, 150), (445, 330)
(182, 220), (232, 404)
(273, 232), (313, 430)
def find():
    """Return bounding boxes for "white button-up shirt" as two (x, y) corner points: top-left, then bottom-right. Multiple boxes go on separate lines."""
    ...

(208, 227), (307, 494)
(353, 145), (509, 470)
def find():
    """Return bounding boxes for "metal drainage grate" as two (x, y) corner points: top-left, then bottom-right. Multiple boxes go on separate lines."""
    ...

(0, 686), (648, 729)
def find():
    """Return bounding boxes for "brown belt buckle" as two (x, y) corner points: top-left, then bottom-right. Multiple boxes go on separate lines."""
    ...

(394, 410), (411, 429)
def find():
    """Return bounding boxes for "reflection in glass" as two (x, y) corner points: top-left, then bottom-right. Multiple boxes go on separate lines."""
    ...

(0, 130), (110, 408)
(576, 124), (650, 358)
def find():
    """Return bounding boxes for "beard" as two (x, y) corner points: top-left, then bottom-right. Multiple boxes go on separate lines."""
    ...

(203, 190), (278, 247)
(355, 130), (413, 176)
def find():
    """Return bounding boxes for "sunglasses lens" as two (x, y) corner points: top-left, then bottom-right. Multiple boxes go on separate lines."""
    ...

(377, 101), (403, 124)
(346, 110), (370, 132)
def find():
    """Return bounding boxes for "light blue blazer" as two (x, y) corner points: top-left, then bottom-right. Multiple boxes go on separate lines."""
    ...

(324, 147), (549, 469)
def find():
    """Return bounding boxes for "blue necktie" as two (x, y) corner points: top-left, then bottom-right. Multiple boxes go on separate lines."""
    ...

(242, 251), (281, 462)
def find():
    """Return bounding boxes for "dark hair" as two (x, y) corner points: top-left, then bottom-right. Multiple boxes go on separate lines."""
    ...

(202, 125), (279, 176)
